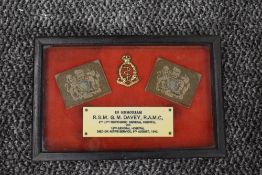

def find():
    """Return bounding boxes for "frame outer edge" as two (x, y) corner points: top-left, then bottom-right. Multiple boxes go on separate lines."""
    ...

(32, 38), (42, 160)
(32, 36), (226, 160)
(213, 37), (226, 156)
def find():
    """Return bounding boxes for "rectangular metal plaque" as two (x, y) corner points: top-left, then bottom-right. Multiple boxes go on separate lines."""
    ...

(146, 58), (201, 107)
(83, 107), (174, 137)
(55, 60), (111, 108)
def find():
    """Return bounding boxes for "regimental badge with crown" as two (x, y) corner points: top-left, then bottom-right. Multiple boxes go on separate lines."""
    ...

(117, 55), (139, 87)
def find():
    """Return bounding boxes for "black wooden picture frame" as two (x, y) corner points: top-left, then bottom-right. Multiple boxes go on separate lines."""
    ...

(33, 36), (225, 161)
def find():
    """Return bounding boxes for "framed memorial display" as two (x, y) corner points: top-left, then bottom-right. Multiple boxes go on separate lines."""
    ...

(33, 36), (225, 161)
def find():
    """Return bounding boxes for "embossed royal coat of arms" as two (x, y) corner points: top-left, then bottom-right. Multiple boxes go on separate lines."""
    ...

(146, 58), (201, 107)
(65, 69), (102, 101)
(156, 65), (190, 100)
(55, 60), (111, 108)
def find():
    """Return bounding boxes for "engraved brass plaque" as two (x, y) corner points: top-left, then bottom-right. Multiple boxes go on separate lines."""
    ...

(83, 107), (174, 137)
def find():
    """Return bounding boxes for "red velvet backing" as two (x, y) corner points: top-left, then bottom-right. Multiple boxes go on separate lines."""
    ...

(43, 46), (214, 151)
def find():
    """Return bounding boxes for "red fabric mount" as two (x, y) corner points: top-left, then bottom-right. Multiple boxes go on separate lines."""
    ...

(43, 46), (214, 151)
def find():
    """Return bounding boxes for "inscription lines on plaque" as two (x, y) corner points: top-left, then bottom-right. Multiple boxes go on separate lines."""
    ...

(83, 107), (174, 137)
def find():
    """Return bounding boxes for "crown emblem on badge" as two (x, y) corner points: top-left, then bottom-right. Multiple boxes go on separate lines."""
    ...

(117, 55), (139, 87)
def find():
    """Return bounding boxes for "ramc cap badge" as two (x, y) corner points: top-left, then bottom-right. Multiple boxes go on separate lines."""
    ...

(117, 55), (139, 87)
